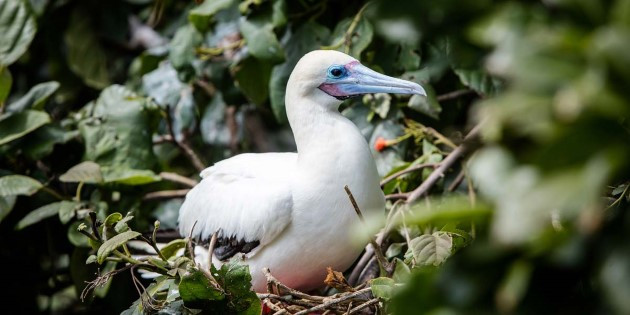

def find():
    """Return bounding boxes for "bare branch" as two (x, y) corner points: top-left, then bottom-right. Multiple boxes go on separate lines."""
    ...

(380, 163), (437, 187)
(142, 189), (190, 201)
(164, 107), (206, 172)
(436, 89), (476, 102)
(159, 172), (198, 187)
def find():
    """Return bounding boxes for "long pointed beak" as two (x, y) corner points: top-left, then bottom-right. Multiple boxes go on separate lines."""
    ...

(320, 62), (426, 99)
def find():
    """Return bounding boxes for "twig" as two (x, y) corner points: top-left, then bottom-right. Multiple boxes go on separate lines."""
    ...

(406, 125), (480, 203)
(142, 189), (190, 201)
(344, 186), (393, 275)
(380, 163), (437, 187)
(348, 233), (385, 286)
(257, 293), (320, 308)
(164, 107), (206, 172)
(347, 298), (379, 314)
(263, 268), (325, 302)
(208, 232), (218, 271)
(447, 167), (466, 192)
(159, 172), (198, 187)
(385, 193), (408, 200)
(436, 89), (476, 102)
(293, 288), (372, 315)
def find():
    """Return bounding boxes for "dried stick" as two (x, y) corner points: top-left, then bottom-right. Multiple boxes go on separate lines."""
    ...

(344, 186), (393, 275)
(142, 189), (190, 201)
(348, 233), (384, 286)
(262, 268), (325, 302)
(380, 163), (437, 187)
(347, 298), (379, 314)
(292, 287), (372, 315)
(406, 125), (480, 203)
(436, 89), (476, 102)
(207, 232), (218, 271)
(159, 171), (198, 187)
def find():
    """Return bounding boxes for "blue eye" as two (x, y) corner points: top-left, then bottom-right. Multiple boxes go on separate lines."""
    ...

(327, 65), (347, 79)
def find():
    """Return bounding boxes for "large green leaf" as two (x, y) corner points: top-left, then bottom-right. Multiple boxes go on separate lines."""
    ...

(64, 8), (109, 89)
(328, 16), (374, 58)
(169, 24), (202, 79)
(16, 202), (63, 230)
(59, 161), (103, 184)
(0, 110), (50, 145)
(101, 167), (161, 185)
(0, 174), (42, 197)
(371, 277), (395, 301)
(0, 0), (36, 66)
(269, 22), (330, 123)
(78, 85), (156, 170)
(188, 0), (236, 32)
(21, 124), (78, 160)
(240, 17), (284, 62)
(233, 56), (272, 106)
(408, 93), (441, 119)
(160, 239), (187, 260)
(6, 81), (59, 112)
(96, 231), (142, 264)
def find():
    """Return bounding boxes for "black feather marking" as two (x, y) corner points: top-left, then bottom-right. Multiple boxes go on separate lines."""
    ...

(213, 235), (260, 261)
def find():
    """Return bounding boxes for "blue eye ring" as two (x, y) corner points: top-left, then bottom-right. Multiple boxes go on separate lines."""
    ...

(327, 65), (347, 79)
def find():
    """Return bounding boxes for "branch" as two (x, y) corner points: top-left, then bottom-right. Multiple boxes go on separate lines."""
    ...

(436, 89), (476, 102)
(164, 107), (206, 172)
(406, 125), (480, 203)
(142, 189), (190, 201)
(262, 268), (325, 302)
(348, 298), (379, 314)
(159, 172), (198, 187)
(292, 287), (372, 315)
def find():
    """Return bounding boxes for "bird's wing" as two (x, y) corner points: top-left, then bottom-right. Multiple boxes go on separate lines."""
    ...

(178, 152), (297, 259)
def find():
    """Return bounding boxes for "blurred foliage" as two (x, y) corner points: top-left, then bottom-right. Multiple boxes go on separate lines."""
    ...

(0, 0), (629, 314)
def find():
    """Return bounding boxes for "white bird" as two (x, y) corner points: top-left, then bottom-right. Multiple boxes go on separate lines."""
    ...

(178, 50), (426, 292)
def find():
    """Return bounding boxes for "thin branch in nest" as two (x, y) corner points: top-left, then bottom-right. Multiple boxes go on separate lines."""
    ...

(262, 268), (325, 302)
(344, 185), (393, 275)
(208, 231), (218, 271)
(348, 298), (380, 314)
(292, 287), (373, 315)
(436, 89), (476, 102)
(187, 221), (198, 260)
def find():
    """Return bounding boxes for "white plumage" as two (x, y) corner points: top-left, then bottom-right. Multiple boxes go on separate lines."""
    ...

(178, 50), (425, 292)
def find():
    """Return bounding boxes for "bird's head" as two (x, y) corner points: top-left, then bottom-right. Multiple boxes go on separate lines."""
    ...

(287, 50), (426, 109)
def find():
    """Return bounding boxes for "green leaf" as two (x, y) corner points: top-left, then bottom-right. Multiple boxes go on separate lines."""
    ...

(59, 161), (103, 184)
(169, 24), (203, 79)
(0, 195), (16, 223)
(0, 174), (42, 196)
(15, 201), (62, 230)
(96, 231), (142, 264)
(58, 200), (81, 224)
(101, 167), (161, 185)
(21, 124), (78, 160)
(6, 81), (59, 112)
(78, 85), (156, 170)
(0, 0), (37, 66)
(103, 212), (123, 227)
(406, 232), (452, 267)
(64, 8), (110, 89)
(0, 110), (51, 145)
(114, 214), (133, 233)
(68, 221), (89, 247)
(271, 0), (287, 28)
(240, 18), (284, 62)
(363, 93), (391, 119)
(161, 239), (187, 259)
(179, 267), (224, 307)
(269, 22), (330, 123)
(370, 277), (395, 301)
(233, 56), (272, 106)
(392, 258), (411, 283)
(85, 255), (97, 264)
(453, 68), (500, 96)
(217, 259), (260, 314)
(408, 93), (441, 120)
(188, 0), (236, 32)
(0, 66), (11, 103)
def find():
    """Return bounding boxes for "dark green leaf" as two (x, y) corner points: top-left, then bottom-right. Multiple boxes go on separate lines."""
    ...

(0, 66), (11, 103)
(114, 214), (134, 233)
(0, 195), (16, 223)
(64, 8), (109, 89)
(103, 212), (123, 227)
(453, 68), (500, 96)
(406, 232), (452, 266)
(58, 200), (81, 224)
(0, 110), (51, 145)
(101, 167), (161, 185)
(68, 221), (89, 247)
(233, 56), (272, 106)
(6, 81), (59, 112)
(15, 201), (62, 230)
(96, 231), (142, 264)
(160, 239), (187, 259)
(0, 0), (36, 66)
(21, 124), (78, 160)
(328, 16), (374, 58)
(169, 24), (202, 78)
(408, 93), (441, 120)
(59, 161), (103, 184)
(179, 267), (224, 307)
(0, 174), (42, 196)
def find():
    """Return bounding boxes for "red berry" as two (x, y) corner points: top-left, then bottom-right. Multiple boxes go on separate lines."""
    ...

(374, 137), (388, 152)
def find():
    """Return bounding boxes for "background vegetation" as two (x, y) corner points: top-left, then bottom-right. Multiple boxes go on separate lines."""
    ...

(1, 0), (629, 313)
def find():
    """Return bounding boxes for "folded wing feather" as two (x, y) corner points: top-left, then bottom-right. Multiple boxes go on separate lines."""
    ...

(178, 153), (297, 258)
